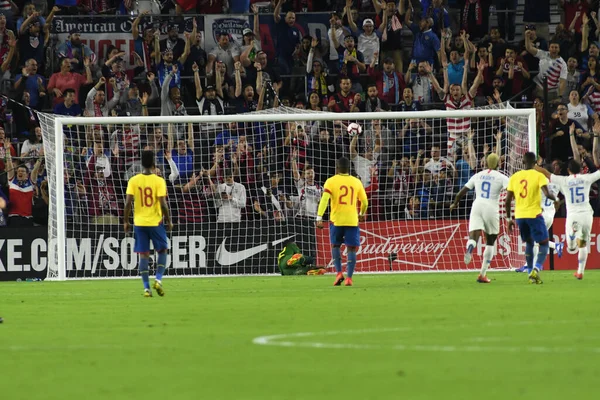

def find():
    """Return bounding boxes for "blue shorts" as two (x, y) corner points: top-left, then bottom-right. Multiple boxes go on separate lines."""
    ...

(134, 225), (169, 253)
(329, 225), (360, 247)
(516, 216), (548, 243)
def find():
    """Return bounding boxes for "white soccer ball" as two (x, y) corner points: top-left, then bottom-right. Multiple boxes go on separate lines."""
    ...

(347, 122), (362, 137)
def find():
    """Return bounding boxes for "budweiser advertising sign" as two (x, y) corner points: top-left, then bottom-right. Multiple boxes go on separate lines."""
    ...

(316, 219), (600, 272)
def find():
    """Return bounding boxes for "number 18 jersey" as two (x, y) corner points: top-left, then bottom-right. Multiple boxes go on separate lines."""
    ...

(126, 173), (167, 226)
(465, 169), (510, 209)
(551, 171), (600, 214)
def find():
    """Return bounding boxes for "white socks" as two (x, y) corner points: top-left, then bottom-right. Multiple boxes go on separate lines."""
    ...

(578, 247), (589, 275)
(480, 245), (494, 276)
(466, 239), (477, 252)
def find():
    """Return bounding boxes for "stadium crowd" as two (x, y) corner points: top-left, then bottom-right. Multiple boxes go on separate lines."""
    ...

(1, 0), (600, 228)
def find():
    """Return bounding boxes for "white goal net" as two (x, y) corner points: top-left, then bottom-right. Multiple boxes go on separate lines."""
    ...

(38, 105), (534, 280)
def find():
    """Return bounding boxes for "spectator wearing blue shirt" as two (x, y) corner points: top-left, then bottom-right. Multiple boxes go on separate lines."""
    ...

(156, 34), (190, 89)
(445, 49), (466, 86)
(408, 15), (441, 67)
(420, 0), (450, 38)
(14, 59), (46, 110)
(273, 0), (301, 75)
(398, 87), (422, 111)
(454, 131), (477, 189)
(229, 0), (250, 13)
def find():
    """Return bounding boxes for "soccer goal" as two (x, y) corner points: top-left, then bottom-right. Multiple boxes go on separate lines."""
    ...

(38, 104), (535, 280)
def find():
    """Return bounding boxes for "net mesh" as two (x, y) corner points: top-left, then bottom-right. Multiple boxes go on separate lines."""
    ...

(38, 104), (530, 279)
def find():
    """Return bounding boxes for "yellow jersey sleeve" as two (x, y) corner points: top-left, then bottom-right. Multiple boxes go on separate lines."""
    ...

(157, 176), (167, 198)
(126, 178), (136, 196)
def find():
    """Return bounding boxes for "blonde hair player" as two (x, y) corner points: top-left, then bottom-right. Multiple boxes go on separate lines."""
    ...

(450, 153), (509, 283)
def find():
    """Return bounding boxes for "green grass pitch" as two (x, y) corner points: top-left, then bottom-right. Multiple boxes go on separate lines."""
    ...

(2, 271), (600, 400)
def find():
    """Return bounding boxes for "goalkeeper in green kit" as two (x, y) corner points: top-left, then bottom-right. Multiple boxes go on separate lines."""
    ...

(278, 240), (326, 276)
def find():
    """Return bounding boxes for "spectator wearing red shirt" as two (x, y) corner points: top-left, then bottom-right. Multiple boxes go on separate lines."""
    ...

(328, 76), (357, 112)
(495, 46), (530, 94)
(48, 58), (92, 106)
(368, 56), (405, 104)
(4, 144), (41, 227)
(0, 126), (15, 185)
(560, 0), (589, 34)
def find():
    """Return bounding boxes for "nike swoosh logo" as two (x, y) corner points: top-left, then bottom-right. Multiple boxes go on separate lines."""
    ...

(216, 235), (296, 266)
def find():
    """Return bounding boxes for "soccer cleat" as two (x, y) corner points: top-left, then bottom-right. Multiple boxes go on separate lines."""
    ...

(152, 280), (165, 297)
(333, 272), (345, 286)
(528, 269), (543, 285)
(477, 275), (491, 283)
(574, 273), (583, 280)
(464, 247), (473, 265)
(555, 242), (564, 258)
(515, 265), (528, 273)
(345, 277), (353, 286)
(143, 289), (152, 297)
(306, 268), (326, 275)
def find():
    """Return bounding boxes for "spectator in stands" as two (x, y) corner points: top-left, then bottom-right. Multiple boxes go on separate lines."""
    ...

(273, 0), (301, 75)
(310, 129), (340, 183)
(253, 171), (290, 221)
(21, 126), (43, 170)
(240, 6), (261, 67)
(159, 21), (186, 60)
(398, 87), (421, 111)
(110, 124), (142, 169)
(13, 91), (39, 140)
(0, 18), (15, 85)
(161, 65), (188, 118)
(328, 76), (357, 112)
(327, 11), (351, 74)
(85, 147), (121, 225)
(306, 40), (334, 102)
(549, 104), (582, 161)
(14, 59), (46, 110)
(404, 195), (422, 219)
(4, 143), (41, 226)
(132, 12), (156, 72)
(195, 61), (227, 118)
(484, 26), (507, 61)
(290, 159), (322, 219)
(368, 55), (404, 105)
(0, 126), (15, 186)
(0, 185), (7, 226)
(421, 0), (450, 38)
(168, 123), (195, 179)
(486, 75), (513, 104)
(431, 59), (485, 159)
(519, 25), (548, 72)
(407, 11), (440, 67)
(57, 28), (97, 74)
(580, 15), (599, 66)
(307, 91), (324, 112)
(459, 0), (491, 40)
(54, 88), (82, 117)
(48, 57), (92, 106)
(350, 130), (381, 188)
(234, 63), (259, 113)
(156, 30), (190, 88)
(552, 23), (576, 62)
(16, 3), (46, 32)
(336, 35), (366, 92)
(455, 129), (478, 188)
(496, 46), (529, 95)
(358, 83), (390, 112)
(207, 31), (240, 79)
(375, 0), (405, 73)
(525, 32), (567, 101)
(18, 8), (54, 71)
(441, 33), (469, 86)
(347, 11), (380, 67)
(123, 76), (157, 117)
(398, 119), (431, 157)
(423, 144), (455, 176)
(405, 61), (434, 103)
(85, 77), (120, 117)
(177, 170), (213, 224)
(213, 169), (247, 223)
(233, 135), (256, 186)
(523, 0), (550, 41)
(567, 90), (594, 133)
(213, 60), (235, 100)
(184, 21), (207, 77)
(561, 58), (581, 103)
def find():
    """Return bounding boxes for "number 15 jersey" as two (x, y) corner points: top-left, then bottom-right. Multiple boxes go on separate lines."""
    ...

(126, 173), (167, 226)
(551, 171), (600, 214)
(323, 174), (368, 227)
(465, 169), (509, 210)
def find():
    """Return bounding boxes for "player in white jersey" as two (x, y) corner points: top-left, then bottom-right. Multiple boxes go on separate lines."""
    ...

(515, 181), (564, 273)
(450, 154), (509, 283)
(536, 160), (600, 279)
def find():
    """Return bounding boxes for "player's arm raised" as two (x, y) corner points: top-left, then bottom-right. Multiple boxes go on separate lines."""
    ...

(534, 164), (552, 179)
(357, 182), (368, 222)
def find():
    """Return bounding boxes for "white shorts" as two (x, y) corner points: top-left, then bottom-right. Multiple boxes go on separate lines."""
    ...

(566, 212), (594, 242)
(469, 203), (500, 235)
(542, 208), (555, 231)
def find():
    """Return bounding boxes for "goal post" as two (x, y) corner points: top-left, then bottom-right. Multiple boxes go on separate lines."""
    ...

(38, 106), (537, 281)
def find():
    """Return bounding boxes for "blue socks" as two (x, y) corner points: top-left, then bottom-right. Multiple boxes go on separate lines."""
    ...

(525, 241), (534, 273)
(139, 257), (150, 290)
(535, 242), (549, 270)
(156, 252), (167, 281)
(347, 251), (357, 278)
(332, 246), (342, 273)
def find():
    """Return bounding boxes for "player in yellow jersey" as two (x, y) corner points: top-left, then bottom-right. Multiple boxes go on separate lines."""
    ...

(505, 152), (557, 284)
(124, 151), (173, 297)
(316, 157), (368, 286)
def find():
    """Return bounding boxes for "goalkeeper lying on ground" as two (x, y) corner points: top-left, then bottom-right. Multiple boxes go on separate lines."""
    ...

(278, 240), (326, 275)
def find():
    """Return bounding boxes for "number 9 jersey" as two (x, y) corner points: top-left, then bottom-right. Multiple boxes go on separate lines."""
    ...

(126, 174), (167, 227)
(464, 169), (509, 235)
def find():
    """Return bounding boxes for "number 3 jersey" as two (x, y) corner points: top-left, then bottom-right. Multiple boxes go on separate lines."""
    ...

(126, 173), (167, 226)
(551, 171), (600, 214)
(465, 169), (510, 211)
